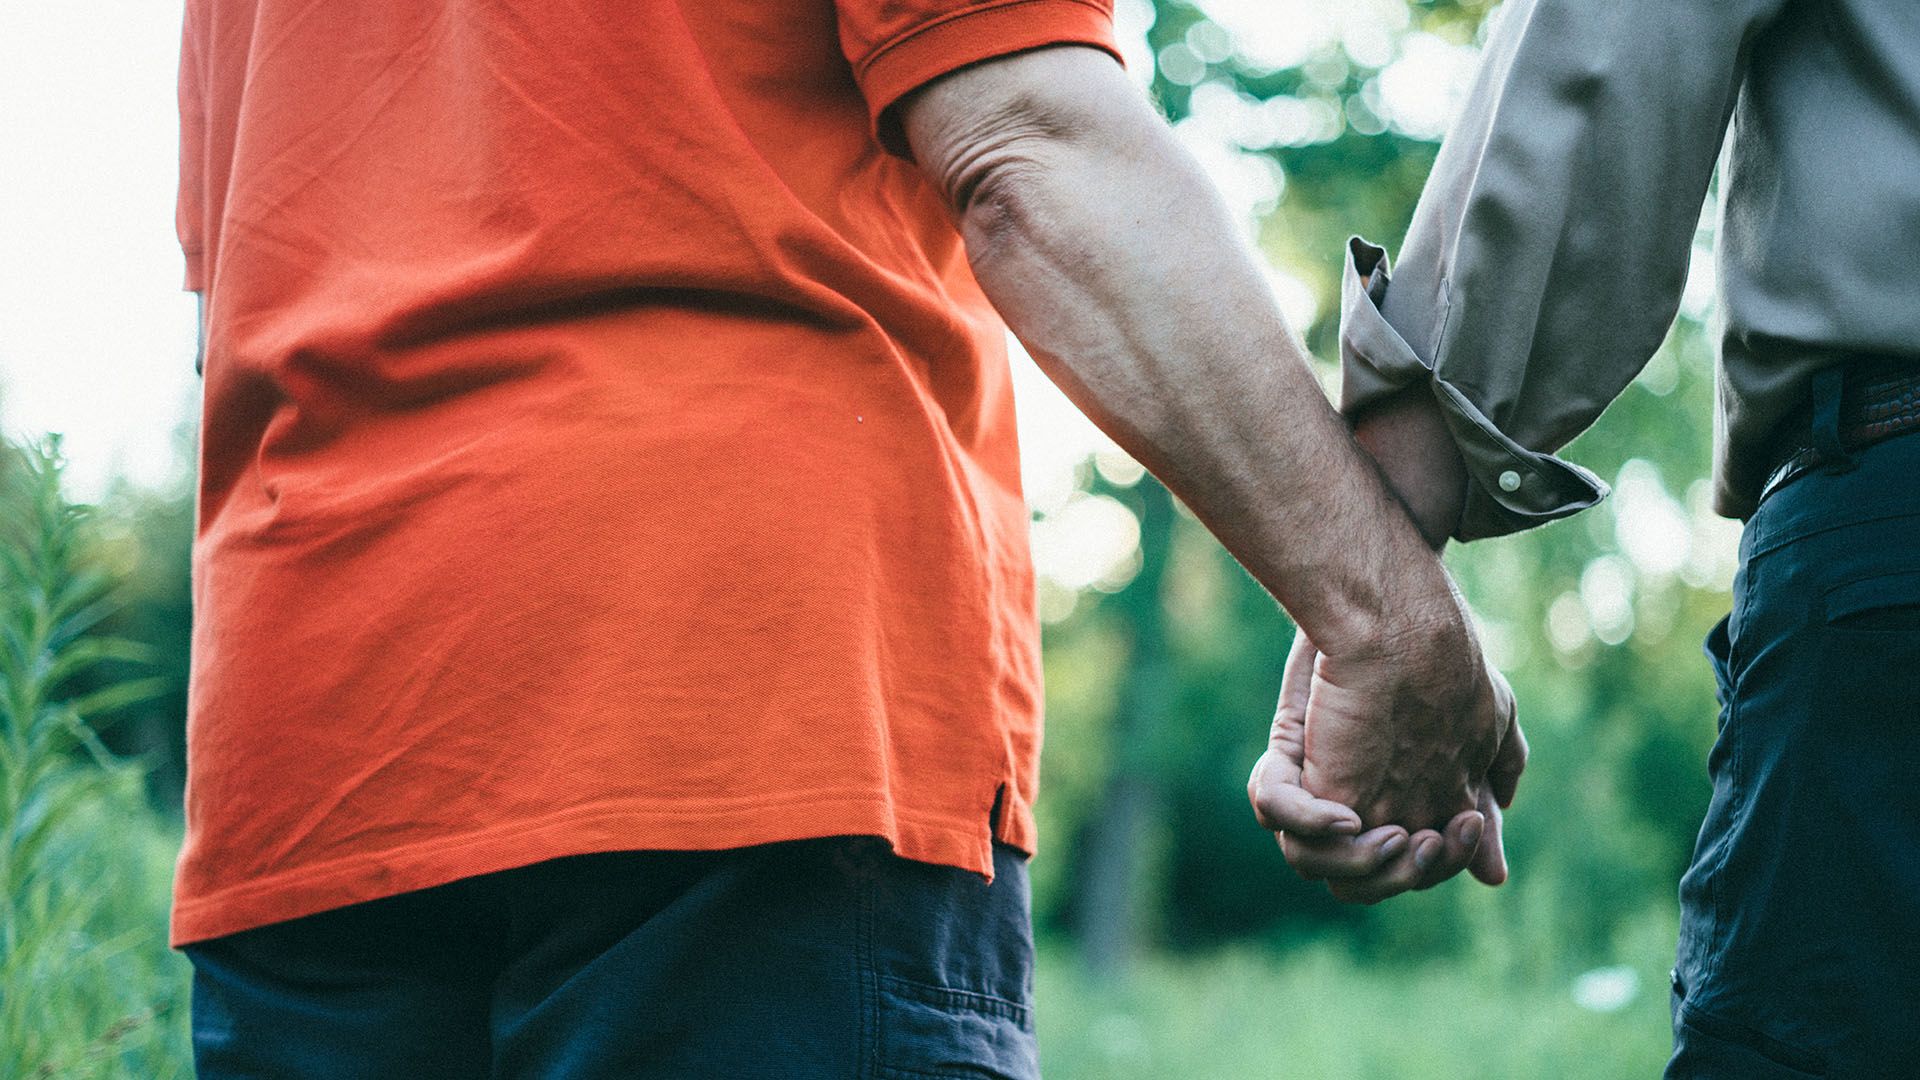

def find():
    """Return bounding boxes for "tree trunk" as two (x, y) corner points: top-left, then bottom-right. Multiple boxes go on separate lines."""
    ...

(1075, 478), (1176, 981)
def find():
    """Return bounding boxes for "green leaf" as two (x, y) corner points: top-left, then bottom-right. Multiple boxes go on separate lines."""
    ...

(65, 677), (172, 723)
(42, 637), (157, 688)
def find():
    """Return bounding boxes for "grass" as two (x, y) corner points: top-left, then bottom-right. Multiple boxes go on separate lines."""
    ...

(1035, 930), (1677, 1080)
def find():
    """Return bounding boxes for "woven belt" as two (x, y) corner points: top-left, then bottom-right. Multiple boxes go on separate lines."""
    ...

(1758, 361), (1920, 507)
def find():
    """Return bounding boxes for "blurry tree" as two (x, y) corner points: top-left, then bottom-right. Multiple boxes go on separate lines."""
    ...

(80, 410), (197, 816)
(1068, 475), (1174, 978)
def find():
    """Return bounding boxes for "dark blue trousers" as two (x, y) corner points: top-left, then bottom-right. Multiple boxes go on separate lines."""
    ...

(183, 837), (1037, 1079)
(1668, 432), (1920, 1079)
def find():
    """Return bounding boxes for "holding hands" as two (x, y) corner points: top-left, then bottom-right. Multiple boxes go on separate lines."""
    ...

(901, 42), (1527, 909)
(1251, 390), (1526, 902)
(1252, 620), (1526, 902)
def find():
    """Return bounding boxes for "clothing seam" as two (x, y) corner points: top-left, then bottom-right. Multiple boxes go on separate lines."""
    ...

(878, 1066), (1009, 1080)
(1745, 501), (1920, 561)
(1677, 999), (1826, 1076)
(879, 973), (1032, 1024)
(1702, 545), (1759, 991)
(859, 855), (879, 1080)
(852, 0), (1110, 79)
(173, 794), (989, 920)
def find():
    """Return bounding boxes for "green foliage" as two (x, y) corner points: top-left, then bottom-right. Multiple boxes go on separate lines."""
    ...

(0, 436), (191, 1078)
(1036, 910), (1678, 1079)
(78, 415), (199, 813)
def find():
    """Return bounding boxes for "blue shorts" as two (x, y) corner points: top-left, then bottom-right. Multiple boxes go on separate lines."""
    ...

(183, 836), (1037, 1079)
(1668, 432), (1920, 1079)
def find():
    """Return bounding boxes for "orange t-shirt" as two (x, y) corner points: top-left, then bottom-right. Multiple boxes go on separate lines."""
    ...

(171, 0), (1118, 947)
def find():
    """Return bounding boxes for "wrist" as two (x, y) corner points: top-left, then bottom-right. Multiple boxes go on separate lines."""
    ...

(1306, 554), (1467, 665)
(1351, 388), (1467, 549)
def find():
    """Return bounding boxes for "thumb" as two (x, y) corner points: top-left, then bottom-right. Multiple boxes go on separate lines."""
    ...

(1489, 712), (1528, 810)
(1249, 631), (1361, 837)
(1274, 629), (1317, 735)
(1250, 747), (1363, 837)
(1467, 784), (1509, 886)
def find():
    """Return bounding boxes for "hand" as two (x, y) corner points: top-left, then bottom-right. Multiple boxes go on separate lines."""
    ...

(1249, 620), (1527, 903)
(1249, 382), (1521, 902)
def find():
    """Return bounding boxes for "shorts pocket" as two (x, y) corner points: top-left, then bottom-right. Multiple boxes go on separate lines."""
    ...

(1823, 568), (1920, 632)
(1817, 565), (1920, 775)
(874, 974), (1036, 1080)
(858, 839), (1038, 1080)
(1671, 1000), (1825, 1078)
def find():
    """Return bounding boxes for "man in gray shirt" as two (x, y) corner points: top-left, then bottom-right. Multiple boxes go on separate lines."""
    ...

(1252, 0), (1920, 1075)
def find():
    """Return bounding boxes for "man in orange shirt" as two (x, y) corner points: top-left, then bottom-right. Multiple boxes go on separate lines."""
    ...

(175, 1), (1521, 1075)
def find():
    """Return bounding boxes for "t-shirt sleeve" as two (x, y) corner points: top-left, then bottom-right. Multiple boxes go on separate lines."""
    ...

(177, 10), (207, 293)
(835, 0), (1121, 156)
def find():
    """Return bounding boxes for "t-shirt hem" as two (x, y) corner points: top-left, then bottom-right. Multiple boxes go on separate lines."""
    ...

(168, 793), (1035, 948)
(853, 0), (1121, 157)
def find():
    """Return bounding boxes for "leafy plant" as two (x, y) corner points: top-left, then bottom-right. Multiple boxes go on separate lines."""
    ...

(0, 434), (190, 1078)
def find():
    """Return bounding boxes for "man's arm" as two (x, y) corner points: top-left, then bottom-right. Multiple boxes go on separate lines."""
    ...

(1340, 0), (1792, 541)
(1274, 0), (1787, 896)
(900, 46), (1514, 890)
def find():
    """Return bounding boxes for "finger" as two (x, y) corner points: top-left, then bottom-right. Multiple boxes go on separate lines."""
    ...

(1280, 825), (1408, 881)
(1247, 724), (1362, 837)
(1412, 810), (1483, 891)
(1251, 776), (1363, 836)
(1277, 630), (1318, 723)
(1323, 831), (1434, 904)
(1469, 786), (1509, 886)
(1490, 714), (1528, 810)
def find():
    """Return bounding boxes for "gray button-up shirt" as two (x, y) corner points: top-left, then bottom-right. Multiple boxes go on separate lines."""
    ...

(1339, 0), (1920, 539)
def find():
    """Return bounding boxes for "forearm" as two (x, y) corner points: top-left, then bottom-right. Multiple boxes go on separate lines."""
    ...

(1350, 387), (1466, 552)
(1341, 0), (1790, 540)
(906, 52), (1458, 656)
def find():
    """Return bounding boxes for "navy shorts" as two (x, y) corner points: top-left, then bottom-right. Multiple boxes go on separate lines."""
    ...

(183, 836), (1037, 1079)
(1668, 432), (1920, 1079)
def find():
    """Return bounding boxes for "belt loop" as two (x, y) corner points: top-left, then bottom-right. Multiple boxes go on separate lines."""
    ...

(1811, 367), (1857, 474)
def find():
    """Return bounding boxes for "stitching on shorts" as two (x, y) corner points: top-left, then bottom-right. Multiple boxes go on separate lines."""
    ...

(1703, 553), (1762, 990)
(858, 857), (879, 1080)
(1679, 1000), (1826, 1076)
(879, 973), (1032, 1026)
(876, 1064), (1017, 1080)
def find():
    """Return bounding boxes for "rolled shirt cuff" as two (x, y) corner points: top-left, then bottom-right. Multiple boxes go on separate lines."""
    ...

(1338, 237), (1609, 542)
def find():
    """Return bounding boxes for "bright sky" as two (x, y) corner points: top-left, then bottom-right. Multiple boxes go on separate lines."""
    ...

(0, 1), (202, 502)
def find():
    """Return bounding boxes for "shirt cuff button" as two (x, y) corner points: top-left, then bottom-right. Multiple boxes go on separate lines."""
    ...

(1498, 470), (1522, 493)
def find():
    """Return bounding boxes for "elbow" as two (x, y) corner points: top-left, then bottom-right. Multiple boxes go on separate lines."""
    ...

(948, 142), (1057, 255)
(925, 96), (1086, 250)
(900, 46), (1164, 264)
(907, 70), (1118, 235)
(900, 45), (1149, 246)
